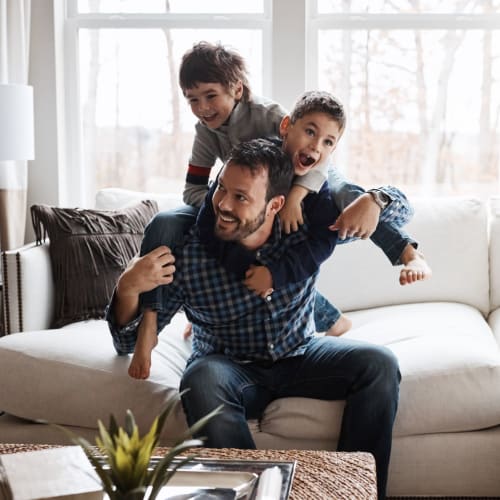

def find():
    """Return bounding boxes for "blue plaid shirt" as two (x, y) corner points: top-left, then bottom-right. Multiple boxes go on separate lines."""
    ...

(107, 213), (338, 366)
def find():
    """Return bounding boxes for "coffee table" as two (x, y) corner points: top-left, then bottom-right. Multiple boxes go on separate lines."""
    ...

(0, 444), (377, 499)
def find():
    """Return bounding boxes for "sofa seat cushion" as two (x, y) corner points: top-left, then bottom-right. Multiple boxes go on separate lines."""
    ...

(257, 302), (500, 441)
(0, 313), (191, 442)
(1, 302), (499, 445)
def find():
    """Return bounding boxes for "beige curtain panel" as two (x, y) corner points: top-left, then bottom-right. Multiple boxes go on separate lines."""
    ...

(0, 0), (32, 251)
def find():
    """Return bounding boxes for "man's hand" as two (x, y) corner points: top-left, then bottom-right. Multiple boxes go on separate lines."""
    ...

(117, 246), (176, 297)
(114, 246), (175, 327)
(280, 185), (308, 234)
(329, 193), (381, 240)
(244, 265), (274, 299)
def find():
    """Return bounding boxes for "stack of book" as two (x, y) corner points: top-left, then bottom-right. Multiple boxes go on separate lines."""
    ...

(0, 446), (102, 500)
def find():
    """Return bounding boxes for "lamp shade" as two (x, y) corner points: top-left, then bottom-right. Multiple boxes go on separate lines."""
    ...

(0, 84), (35, 161)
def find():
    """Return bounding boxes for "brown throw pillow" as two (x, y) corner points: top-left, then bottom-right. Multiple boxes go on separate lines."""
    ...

(31, 201), (158, 328)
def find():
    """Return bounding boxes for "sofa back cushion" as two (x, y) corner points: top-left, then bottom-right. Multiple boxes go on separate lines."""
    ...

(489, 197), (500, 311)
(317, 197), (490, 315)
(94, 190), (491, 316)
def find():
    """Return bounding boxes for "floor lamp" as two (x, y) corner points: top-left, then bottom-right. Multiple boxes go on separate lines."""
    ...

(0, 83), (35, 162)
(0, 83), (35, 254)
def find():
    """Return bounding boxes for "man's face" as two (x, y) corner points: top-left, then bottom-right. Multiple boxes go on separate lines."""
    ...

(212, 162), (273, 247)
(184, 81), (243, 130)
(280, 112), (342, 176)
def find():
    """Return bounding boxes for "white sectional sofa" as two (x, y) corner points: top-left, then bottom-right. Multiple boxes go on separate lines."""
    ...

(1, 188), (500, 498)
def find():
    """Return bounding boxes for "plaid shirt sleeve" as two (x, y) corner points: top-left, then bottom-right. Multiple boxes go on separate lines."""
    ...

(106, 283), (185, 355)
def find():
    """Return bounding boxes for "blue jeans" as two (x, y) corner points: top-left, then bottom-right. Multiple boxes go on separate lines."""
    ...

(180, 336), (401, 499)
(314, 170), (417, 331)
(139, 204), (199, 310)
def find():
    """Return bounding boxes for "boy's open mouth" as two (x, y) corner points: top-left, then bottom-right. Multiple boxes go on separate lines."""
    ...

(298, 153), (315, 167)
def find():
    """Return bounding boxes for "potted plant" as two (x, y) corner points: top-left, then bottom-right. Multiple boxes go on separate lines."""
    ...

(59, 394), (221, 500)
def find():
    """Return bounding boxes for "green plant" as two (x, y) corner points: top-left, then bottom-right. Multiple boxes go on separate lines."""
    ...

(59, 395), (221, 500)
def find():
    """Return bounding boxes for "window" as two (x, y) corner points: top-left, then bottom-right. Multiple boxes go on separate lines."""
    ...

(64, 0), (500, 205)
(65, 0), (269, 205)
(310, 0), (500, 197)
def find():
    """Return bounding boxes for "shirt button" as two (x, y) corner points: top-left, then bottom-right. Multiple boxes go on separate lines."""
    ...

(268, 342), (274, 350)
(256, 251), (261, 259)
(266, 295), (272, 302)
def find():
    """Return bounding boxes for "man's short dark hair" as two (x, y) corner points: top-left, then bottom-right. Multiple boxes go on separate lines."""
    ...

(290, 90), (346, 133)
(225, 138), (294, 201)
(179, 41), (251, 101)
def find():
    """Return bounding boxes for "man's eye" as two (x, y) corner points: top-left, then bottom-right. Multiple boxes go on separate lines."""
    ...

(216, 184), (225, 191)
(236, 195), (247, 202)
(207, 94), (217, 100)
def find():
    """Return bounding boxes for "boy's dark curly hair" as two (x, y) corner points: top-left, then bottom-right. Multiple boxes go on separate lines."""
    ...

(179, 41), (251, 101)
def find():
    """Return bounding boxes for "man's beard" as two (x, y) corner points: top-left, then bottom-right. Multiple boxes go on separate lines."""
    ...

(214, 207), (267, 242)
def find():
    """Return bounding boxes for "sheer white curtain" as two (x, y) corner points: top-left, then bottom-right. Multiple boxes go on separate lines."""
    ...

(0, 0), (31, 250)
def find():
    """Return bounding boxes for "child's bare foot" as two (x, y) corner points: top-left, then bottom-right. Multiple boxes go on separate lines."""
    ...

(129, 310), (158, 379)
(325, 314), (352, 337)
(399, 245), (432, 286)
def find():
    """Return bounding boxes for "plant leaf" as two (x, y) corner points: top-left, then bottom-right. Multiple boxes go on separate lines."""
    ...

(124, 409), (136, 437)
(177, 405), (223, 443)
(149, 440), (203, 498)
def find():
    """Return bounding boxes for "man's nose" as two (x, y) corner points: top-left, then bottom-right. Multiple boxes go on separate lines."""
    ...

(218, 194), (232, 212)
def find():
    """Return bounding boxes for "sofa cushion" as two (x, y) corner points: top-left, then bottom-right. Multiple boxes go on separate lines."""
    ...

(489, 197), (500, 310)
(317, 197), (490, 315)
(257, 302), (500, 441)
(95, 187), (182, 212)
(1, 302), (500, 445)
(30, 201), (158, 328)
(0, 313), (191, 443)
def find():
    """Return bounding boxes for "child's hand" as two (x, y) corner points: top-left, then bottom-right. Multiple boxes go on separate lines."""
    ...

(329, 193), (381, 240)
(244, 265), (274, 299)
(280, 185), (309, 234)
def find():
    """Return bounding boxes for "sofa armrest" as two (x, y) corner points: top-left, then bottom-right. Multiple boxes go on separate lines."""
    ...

(1, 242), (54, 334)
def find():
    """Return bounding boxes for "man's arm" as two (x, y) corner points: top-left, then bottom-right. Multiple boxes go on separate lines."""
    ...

(113, 246), (176, 327)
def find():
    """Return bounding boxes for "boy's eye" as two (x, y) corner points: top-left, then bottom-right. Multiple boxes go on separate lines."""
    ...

(305, 128), (315, 136)
(207, 94), (217, 100)
(188, 98), (198, 104)
(216, 184), (225, 192)
(236, 194), (247, 202)
(325, 139), (335, 147)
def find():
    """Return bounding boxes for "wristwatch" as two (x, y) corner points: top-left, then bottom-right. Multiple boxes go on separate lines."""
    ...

(367, 188), (392, 210)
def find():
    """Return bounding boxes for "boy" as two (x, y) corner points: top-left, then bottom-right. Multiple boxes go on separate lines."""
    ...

(129, 43), (429, 379)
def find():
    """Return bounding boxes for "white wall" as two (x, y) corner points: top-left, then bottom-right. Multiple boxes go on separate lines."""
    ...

(26, 0), (64, 243)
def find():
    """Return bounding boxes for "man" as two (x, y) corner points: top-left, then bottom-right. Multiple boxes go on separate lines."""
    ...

(107, 138), (401, 499)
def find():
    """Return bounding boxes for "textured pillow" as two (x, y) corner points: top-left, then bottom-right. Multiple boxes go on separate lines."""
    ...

(30, 201), (158, 328)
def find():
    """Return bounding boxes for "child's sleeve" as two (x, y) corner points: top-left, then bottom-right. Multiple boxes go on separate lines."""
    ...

(183, 124), (219, 207)
(293, 160), (329, 193)
(266, 185), (340, 288)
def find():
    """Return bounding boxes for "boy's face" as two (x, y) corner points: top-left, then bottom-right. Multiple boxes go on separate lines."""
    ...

(279, 112), (342, 176)
(184, 81), (243, 130)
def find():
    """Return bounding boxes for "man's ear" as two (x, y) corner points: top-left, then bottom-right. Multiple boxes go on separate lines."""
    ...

(279, 116), (291, 137)
(268, 195), (285, 215)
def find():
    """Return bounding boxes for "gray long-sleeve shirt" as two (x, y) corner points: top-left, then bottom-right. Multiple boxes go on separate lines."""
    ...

(184, 95), (327, 207)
